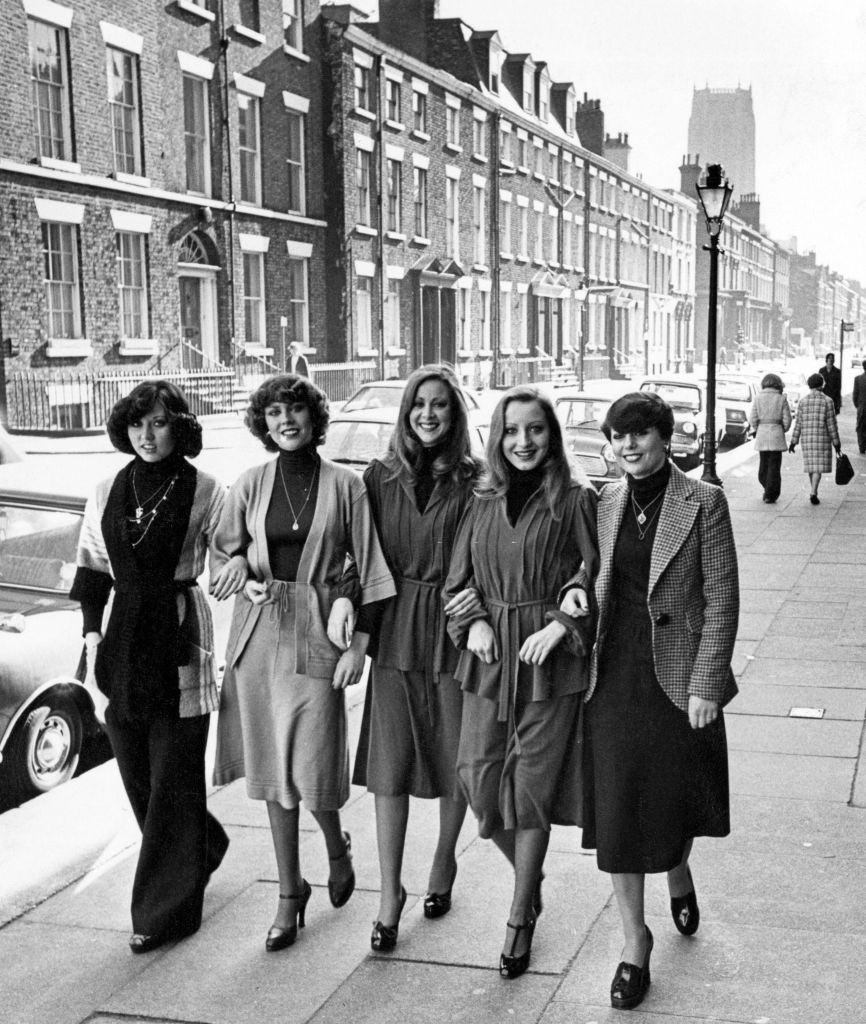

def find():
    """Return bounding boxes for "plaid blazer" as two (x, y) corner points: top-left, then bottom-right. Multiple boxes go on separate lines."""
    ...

(587, 464), (739, 712)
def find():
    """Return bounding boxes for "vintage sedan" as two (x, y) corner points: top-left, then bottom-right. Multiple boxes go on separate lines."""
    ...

(715, 374), (760, 442)
(638, 378), (726, 470)
(553, 390), (622, 488)
(340, 378), (485, 414)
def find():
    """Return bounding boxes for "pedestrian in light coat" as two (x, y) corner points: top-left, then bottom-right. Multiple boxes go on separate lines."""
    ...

(789, 373), (841, 505)
(748, 373), (792, 504)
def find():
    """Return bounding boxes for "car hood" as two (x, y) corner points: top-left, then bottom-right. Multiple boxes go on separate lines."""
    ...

(0, 587), (78, 617)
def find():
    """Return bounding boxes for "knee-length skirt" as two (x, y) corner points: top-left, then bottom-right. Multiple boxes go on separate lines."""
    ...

(456, 682), (583, 838)
(352, 665), (462, 798)
(213, 605), (349, 812)
(582, 610), (730, 873)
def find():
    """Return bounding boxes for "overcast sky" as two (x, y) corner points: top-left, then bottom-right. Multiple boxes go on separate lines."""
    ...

(371, 0), (866, 285)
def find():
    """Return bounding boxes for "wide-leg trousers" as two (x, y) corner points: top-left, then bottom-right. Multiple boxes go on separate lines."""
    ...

(757, 450), (783, 502)
(105, 707), (229, 937)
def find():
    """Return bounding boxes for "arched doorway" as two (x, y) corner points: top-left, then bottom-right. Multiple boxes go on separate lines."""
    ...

(177, 232), (220, 368)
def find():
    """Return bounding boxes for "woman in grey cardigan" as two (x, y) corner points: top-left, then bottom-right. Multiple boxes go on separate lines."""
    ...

(212, 375), (395, 952)
(747, 372), (792, 504)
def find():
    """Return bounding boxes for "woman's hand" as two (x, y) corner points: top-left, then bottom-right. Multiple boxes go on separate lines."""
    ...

(560, 587), (589, 617)
(84, 631), (109, 725)
(210, 555), (249, 601)
(327, 597), (356, 651)
(467, 619), (498, 664)
(688, 696), (718, 729)
(243, 579), (270, 606)
(443, 587), (481, 618)
(332, 633), (369, 689)
(520, 620), (567, 665)
(788, 443), (796, 454)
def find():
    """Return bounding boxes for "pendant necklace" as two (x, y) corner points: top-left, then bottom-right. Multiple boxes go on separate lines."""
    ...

(631, 490), (664, 541)
(131, 468), (177, 524)
(278, 459), (319, 531)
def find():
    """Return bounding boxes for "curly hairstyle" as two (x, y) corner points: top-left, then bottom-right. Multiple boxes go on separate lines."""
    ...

(245, 374), (329, 451)
(477, 386), (583, 518)
(761, 373), (783, 392)
(601, 391), (675, 443)
(106, 379), (202, 457)
(387, 364), (479, 487)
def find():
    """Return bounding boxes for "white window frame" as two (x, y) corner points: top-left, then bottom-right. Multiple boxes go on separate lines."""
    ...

(106, 45), (142, 177)
(355, 267), (374, 356)
(413, 161), (428, 239)
(286, 252), (309, 350)
(479, 284), (491, 352)
(28, 16), (74, 165)
(517, 197), (529, 258)
(384, 273), (402, 352)
(445, 166), (460, 258)
(500, 282), (512, 352)
(472, 107), (486, 157)
(534, 200), (544, 261)
(282, 0), (303, 54)
(412, 87), (427, 134)
(386, 155), (403, 234)
(385, 75), (402, 124)
(242, 250), (266, 348)
(355, 145), (372, 226)
(237, 90), (262, 205)
(115, 230), (149, 341)
(182, 71), (211, 195)
(354, 49), (373, 113)
(472, 176), (486, 265)
(500, 190), (512, 255)
(445, 93), (461, 147)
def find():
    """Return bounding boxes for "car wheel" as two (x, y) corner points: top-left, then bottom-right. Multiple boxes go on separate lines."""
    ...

(4, 698), (82, 802)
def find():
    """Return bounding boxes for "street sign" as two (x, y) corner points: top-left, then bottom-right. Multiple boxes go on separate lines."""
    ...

(841, 320), (855, 331)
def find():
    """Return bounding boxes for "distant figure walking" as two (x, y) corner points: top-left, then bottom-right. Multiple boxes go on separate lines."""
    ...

(818, 352), (842, 414)
(717, 345), (728, 369)
(789, 373), (841, 505)
(852, 359), (866, 454)
(287, 342), (310, 379)
(748, 373), (792, 504)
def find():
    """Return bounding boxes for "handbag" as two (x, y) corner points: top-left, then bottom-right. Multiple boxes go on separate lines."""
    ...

(835, 452), (855, 485)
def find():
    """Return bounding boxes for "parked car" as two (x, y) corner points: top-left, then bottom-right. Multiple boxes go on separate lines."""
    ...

(553, 389), (622, 488)
(715, 374), (760, 442)
(638, 377), (726, 470)
(341, 379), (484, 413)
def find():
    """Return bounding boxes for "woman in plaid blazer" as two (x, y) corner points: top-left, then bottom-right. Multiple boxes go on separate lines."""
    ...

(562, 391), (738, 1010)
(789, 373), (841, 505)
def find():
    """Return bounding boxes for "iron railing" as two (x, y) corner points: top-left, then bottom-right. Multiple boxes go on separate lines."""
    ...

(496, 355), (555, 389)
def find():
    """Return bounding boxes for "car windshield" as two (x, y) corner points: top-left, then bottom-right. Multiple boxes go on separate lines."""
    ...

(640, 382), (701, 411)
(319, 421), (394, 466)
(557, 398), (611, 430)
(341, 384), (479, 413)
(0, 504), (82, 591)
(716, 381), (752, 402)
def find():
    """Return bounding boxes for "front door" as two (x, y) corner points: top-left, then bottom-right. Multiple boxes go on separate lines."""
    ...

(179, 276), (203, 369)
(420, 286), (457, 366)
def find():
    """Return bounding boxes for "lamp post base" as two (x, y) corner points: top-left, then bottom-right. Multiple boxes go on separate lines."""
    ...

(701, 463), (723, 487)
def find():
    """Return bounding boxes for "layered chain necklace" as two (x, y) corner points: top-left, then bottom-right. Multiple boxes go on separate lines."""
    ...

(278, 458), (319, 531)
(630, 490), (664, 541)
(129, 468), (179, 547)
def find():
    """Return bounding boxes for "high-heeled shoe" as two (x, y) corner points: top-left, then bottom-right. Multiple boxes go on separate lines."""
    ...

(265, 879), (312, 952)
(499, 916), (536, 979)
(423, 865), (458, 919)
(328, 831), (355, 908)
(371, 886), (407, 952)
(610, 926), (653, 1010)
(670, 867), (700, 936)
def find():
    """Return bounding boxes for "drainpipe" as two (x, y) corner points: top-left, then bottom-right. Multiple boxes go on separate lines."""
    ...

(375, 54), (387, 378)
(217, 0), (237, 376)
(491, 111), (501, 388)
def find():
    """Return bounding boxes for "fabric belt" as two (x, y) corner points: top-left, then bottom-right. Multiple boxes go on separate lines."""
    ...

(398, 574), (441, 725)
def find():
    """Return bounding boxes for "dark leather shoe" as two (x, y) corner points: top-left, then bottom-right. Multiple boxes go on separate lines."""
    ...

(423, 865), (457, 919)
(371, 887), (407, 952)
(129, 933), (169, 954)
(266, 879), (312, 952)
(328, 831), (355, 909)
(670, 868), (700, 936)
(499, 916), (536, 979)
(610, 926), (653, 1010)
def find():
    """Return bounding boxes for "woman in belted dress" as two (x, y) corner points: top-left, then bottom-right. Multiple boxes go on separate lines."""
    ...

(443, 386), (598, 979)
(561, 391), (738, 1011)
(212, 374), (394, 952)
(352, 365), (481, 952)
(71, 380), (244, 954)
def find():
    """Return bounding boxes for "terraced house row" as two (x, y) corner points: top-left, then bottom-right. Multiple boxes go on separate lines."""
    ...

(0, 0), (861, 430)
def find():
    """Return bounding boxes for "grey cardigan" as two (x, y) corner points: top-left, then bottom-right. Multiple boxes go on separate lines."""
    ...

(748, 388), (792, 452)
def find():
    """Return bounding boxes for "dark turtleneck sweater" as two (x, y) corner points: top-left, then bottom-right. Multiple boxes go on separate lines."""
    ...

(505, 461), (546, 526)
(413, 441), (447, 513)
(265, 445), (320, 581)
(612, 459), (672, 607)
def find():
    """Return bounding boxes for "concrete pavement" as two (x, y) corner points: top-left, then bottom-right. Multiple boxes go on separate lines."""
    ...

(2, 404), (865, 1024)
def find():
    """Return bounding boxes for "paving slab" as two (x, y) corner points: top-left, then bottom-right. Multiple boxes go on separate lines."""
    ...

(725, 715), (862, 757)
(799, 565), (866, 590)
(737, 556), (809, 591)
(757, 636), (866, 663)
(735, 611), (777, 641)
(741, 658), (866, 687)
(738, 590), (787, 615)
(101, 881), (386, 1024)
(731, 793), (866, 852)
(556, 907), (865, 1024)
(775, 600), (848, 620)
(0, 920), (151, 1024)
(725, 683), (866, 720)
(730, 749), (853, 801)
(310, 959), (559, 1024)
(764, 614), (850, 640)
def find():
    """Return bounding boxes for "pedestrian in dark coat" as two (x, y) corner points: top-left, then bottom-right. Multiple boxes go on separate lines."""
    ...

(561, 390), (738, 1011)
(444, 386), (598, 980)
(789, 373), (841, 504)
(353, 364), (480, 952)
(70, 380), (243, 954)
(818, 352), (842, 413)
(852, 359), (866, 454)
(747, 373), (792, 503)
(287, 342), (310, 378)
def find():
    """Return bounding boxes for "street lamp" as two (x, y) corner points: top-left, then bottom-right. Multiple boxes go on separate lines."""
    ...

(695, 163), (733, 486)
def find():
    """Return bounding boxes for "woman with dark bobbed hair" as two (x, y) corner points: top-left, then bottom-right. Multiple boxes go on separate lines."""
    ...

(789, 373), (841, 505)
(212, 374), (394, 953)
(561, 391), (738, 1010)
(71, 380), (246, 954)
(748, 373), (792, 504)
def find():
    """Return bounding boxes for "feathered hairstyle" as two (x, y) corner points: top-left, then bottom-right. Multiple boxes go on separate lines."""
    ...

(106, 379), (202, 457)
(245, 374), (329, 451)
(477, 386), (584, 518)
(387, 364), (479, 487)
